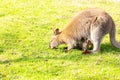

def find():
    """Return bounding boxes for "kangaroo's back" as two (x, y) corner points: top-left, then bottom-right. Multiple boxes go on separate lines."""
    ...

(61, 9), (112, 40)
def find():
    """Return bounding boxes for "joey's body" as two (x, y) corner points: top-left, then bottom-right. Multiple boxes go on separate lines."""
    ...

(50, 9), (120, 53)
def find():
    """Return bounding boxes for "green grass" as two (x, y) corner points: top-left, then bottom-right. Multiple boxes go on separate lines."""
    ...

(0, 0), (120, 80)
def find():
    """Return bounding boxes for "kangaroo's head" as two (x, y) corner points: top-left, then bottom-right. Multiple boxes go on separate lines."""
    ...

(49, 28), (61, 49)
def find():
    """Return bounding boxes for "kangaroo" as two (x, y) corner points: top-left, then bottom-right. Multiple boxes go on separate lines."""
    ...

(49, 8), (120, 53)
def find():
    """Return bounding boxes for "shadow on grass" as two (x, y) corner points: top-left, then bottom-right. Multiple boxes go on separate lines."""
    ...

(100, 43), (120, 53)
(0, 43), (120, 64)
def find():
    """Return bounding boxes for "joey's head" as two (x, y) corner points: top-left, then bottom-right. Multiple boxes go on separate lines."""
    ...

(49, 28), (61, 49)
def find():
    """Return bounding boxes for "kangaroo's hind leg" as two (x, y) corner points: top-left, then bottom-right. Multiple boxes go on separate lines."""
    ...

(83, 28), (104, 54)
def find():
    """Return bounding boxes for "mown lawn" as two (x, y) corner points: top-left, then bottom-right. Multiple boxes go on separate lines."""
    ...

(0, 0), (120, 80)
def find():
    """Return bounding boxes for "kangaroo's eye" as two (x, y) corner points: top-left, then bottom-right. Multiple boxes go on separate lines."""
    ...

(50, 40), (53, 42)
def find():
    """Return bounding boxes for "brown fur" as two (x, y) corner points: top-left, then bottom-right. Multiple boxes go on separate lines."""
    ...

(49, 8), (120, 53)
(82, 39), (93, 54)
(82, 39), (93, 50)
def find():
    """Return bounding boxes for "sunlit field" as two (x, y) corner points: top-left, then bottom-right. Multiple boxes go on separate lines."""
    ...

(0, 0), (120, 80)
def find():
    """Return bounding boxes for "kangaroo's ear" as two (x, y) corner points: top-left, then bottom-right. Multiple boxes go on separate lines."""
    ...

(53, 28), (61, 35)
(92, 16), (97, 23)
(91, 16), (99, 26)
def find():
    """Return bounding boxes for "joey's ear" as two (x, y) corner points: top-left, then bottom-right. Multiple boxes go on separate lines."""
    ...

(53, 28), (60, 35)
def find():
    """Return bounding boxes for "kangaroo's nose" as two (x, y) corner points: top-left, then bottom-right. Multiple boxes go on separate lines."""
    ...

(49, 45), (51, 48)
(49, 42), (51, 48)
(49, 45), (53, 49)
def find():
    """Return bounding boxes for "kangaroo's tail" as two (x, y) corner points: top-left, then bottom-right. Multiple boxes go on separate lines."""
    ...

(109, 20), (120, 48)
